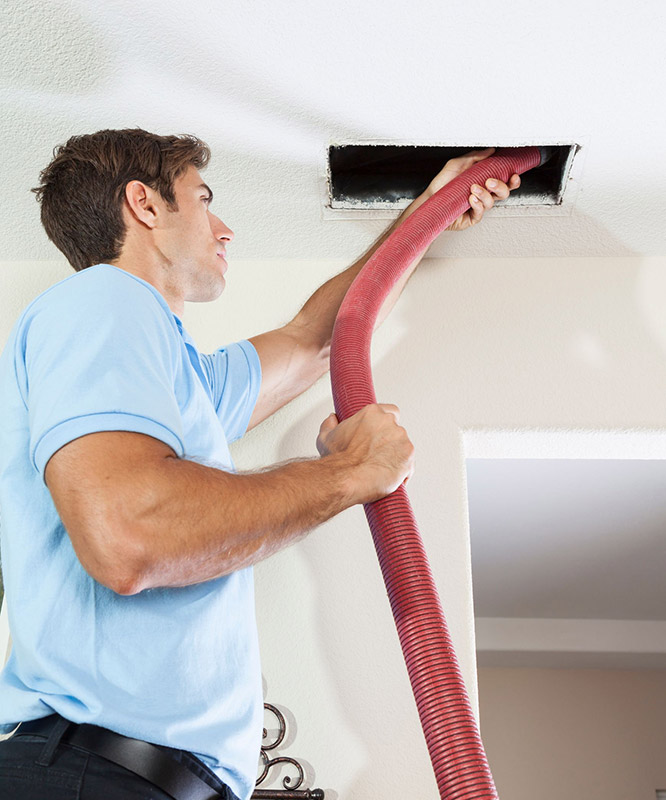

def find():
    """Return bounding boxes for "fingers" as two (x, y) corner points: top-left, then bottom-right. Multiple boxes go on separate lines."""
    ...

(468, 191), (485, 222)
(452, 147), (496, 169)
(485, 179), (509, 201)
(375, 403), (400, 423)
(331, 404), (401, 429)
(402, 458), (416, 486)
(316, 412), (338, 456)
(436, 147), (495, 184)
(469, 183), (495, 213)
(485, 174), (521, 199)
(319, 412), (338, 434)
(465, 146), (496, 163)
(468, 173), (521, 214)
(430, 148), (519, 197)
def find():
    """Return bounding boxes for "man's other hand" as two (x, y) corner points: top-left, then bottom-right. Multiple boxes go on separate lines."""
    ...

(426, 147), (521, 232)
(316, 404), (415, 504)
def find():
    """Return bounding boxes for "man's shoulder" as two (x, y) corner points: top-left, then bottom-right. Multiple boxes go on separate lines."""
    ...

(7, 265), (181, 374)
(19, 264), (176, 335)
(31, 264), (169, 314)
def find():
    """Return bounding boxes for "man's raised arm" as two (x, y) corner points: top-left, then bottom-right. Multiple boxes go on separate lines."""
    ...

(246, 147), (520, 430)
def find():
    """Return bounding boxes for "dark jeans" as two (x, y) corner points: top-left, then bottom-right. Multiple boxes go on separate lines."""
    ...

(0, 716), (239, 799)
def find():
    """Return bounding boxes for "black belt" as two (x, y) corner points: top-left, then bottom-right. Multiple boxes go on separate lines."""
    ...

(13, 714), (230, 800)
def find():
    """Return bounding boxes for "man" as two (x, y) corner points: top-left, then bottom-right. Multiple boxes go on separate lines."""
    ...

(0, 129), (520, 799)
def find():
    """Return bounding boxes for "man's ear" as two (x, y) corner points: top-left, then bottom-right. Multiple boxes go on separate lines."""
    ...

(124, 180), (161, 229)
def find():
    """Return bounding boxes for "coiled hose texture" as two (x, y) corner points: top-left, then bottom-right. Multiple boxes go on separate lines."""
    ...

(329, 147), (543, 800)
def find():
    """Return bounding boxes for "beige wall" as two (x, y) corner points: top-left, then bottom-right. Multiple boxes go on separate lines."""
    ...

(478, 667), (666, 800)
(3, 256), (666, 797)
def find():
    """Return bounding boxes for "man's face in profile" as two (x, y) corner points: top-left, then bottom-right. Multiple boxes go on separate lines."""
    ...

(160, 165), (234, 304)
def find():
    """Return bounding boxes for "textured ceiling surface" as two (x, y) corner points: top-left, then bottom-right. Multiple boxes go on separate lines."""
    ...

(1, 0), (666, 263)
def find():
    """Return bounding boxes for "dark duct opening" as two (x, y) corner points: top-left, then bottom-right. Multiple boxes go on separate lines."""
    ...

(328, 143), (577, 208)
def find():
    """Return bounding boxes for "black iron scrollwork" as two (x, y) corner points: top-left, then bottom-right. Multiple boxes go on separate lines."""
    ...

(251, 703), (325, 799)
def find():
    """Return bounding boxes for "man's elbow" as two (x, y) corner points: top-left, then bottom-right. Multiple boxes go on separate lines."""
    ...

(104, 564), (146, 596)
(75, 522), (151, 597)
(102, 573), (142, 597)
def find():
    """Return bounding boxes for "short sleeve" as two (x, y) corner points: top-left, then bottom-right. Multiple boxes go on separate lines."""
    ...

(199, 340), (262, 443)
(22, 272), (186, 484)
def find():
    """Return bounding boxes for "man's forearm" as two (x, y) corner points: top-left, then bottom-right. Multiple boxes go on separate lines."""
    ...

(119, 453), (356, 594)
(292, 189), (434, 349)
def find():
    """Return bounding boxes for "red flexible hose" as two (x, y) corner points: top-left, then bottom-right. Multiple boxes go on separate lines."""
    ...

(330, 147), (542, 799)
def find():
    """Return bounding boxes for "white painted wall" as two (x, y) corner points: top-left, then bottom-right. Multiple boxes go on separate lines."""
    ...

(2, 254), (666, 797)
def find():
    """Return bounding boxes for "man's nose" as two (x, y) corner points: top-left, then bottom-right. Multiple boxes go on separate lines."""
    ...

(210, 214), (234, 242)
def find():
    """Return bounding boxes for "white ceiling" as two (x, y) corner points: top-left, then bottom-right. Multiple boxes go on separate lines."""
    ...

(1, 0), (665, 262)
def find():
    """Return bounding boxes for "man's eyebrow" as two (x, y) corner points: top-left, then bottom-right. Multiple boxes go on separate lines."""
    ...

(197, 183), (213, 202)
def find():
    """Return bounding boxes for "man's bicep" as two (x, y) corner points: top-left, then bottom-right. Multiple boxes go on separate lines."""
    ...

(44, 431), (178, 593)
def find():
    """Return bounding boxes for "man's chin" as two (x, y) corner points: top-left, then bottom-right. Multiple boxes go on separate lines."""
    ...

(187, 276), (225, 303)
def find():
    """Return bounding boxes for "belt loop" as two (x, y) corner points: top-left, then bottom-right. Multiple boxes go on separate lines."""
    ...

(35, 715), (72, 767)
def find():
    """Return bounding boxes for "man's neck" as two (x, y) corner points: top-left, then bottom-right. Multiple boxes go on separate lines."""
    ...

(106, 254), (184, 317)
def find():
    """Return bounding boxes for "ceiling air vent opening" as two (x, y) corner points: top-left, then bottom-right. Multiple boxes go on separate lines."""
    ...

(326, 143), (580, 213)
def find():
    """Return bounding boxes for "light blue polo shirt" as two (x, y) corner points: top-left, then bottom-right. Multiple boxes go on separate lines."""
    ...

(0, 263), (264, 800)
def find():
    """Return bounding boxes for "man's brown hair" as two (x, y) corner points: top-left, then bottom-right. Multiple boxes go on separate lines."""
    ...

(32, 128), (211, 272)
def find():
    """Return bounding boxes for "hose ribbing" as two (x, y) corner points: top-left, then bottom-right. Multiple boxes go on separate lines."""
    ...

(329, 147), (542, 799)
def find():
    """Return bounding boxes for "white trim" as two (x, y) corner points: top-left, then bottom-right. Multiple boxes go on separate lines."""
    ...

(476, 618), (666, 655)
(476, 617), (666, 670)
(463, 428), (666, 460)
